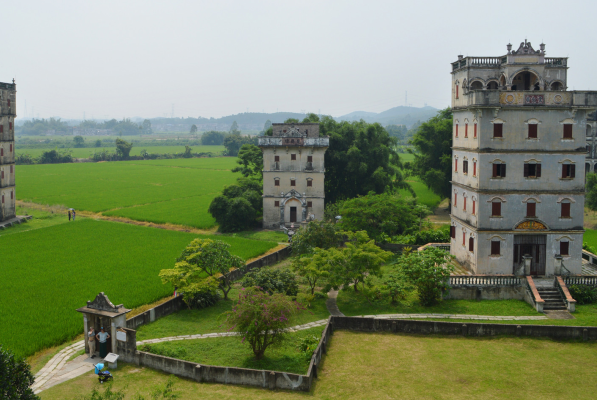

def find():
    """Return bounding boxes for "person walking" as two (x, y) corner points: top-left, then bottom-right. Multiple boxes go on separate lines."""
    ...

(96, 327), (110, 359)
(88, 326), (96, 358)
(72, 210), (76, 221)
(68, 210), (71, 221)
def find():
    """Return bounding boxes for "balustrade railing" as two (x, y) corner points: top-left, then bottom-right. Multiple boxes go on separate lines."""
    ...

(467, 57), (503, 66)
(545, 58), (567, 66)
(449, 275), (522, 286)
(417, 243), (450, 252)
(564, 276), (597, 287)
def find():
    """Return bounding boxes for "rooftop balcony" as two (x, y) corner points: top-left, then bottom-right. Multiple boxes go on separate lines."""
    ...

(0, 107), (15, 116)
(258, 137), (329, 147)
(452, 56), (567, 71)
(0, 82), (16, 90)
(457, 90), (597, 108)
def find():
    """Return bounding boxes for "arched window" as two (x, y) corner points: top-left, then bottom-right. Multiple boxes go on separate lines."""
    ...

(511, 71), (540, 91)
(551, 81), (563, 91)
(470, 81), (483, 90)
(487, 81), (499, 90)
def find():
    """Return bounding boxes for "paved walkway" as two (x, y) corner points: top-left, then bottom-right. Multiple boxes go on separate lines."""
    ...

(325, 289), (345, 316)
(357, 313), (548, 321)
(32, 341), (90, 394)
(581, 260), (597, 275)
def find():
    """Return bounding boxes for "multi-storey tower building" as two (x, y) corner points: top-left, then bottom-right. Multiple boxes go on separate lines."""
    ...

(0, 80), (16, 222)
(450, 40), (597, 276)
(258, 123), (329, 229)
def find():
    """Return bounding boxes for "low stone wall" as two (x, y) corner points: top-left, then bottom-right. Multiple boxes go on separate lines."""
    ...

(446, 285), (525, 301)
(330, 316), (597, 341)
(377, 243), (414, 253)
(126, 295), (186, 329)
(227, 245), (292, 282)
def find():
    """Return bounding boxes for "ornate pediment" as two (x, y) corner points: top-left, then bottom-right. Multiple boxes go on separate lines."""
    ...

(86, 292), (118, 312)
(284, 189), (302, 198)
(514, 220), (548, 231)
(513, 40), (540, 55)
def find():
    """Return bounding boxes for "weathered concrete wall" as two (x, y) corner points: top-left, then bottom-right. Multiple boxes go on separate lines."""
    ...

(446, 285), (525, 301)
(0, 186), (16, 221)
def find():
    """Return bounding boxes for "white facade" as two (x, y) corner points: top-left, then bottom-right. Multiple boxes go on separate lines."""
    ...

(450, 41), (595, 276)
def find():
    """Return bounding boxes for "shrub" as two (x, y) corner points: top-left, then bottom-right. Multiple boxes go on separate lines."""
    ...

(242, 269), (299, 297)
(291, 220), (343, 257)
(0, 345), (38, 400)
(297, 335), (320, 361)
(184, 284), (221, 310)
(393, 226), (450, 245)
(568, 284), (597, 305)
(225, 287), (303, 359)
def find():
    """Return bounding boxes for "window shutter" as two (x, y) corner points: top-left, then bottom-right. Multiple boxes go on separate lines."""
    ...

(307, 201), (312, 207)
(464, 197), (467, 211)
(9, 122), (12, 130)
(474, 123), (477, 138)
(536, 164), (541, 177)
(307, 156), (312, 162)
(528, 124), (537, 138)
(274, 201), (279, 207)
(10, 165), (13, 173)
(455, 159), (458, 171)
(527, 203), (536, 217)
(492, 202), (501, 216)
(291, 154), (296, 160)
(562, 165), (567, 178)
(307, 180), (312, 187)
(463, 161), (468, 174)
(493, 164), (498, 177)
(493, 124), (503, 138)
(0, 125), (3, 133)
(524, 164), (529, 177)
(456, 85), (459, 98)
(491, 241), (500, 256)
(465, 124), (468, 137)
(10, 191), (13, 199)
(455, 124), (458, 137)
(473, 162), (476, 176)
(462, 232), (465, 246)
(9, 144), (11, 152)
(454, 193), (457, 207)
(0, 148), (3, 156)
(275, 179), (279, 186)
(1, 170), (3, 179)
(472, 200), (476, 215)
(450, 226), (455, 238)
(274, 156), (279, 162)
(502, 164), (506, 177)
(1, 194), (3, 204)
(563, 124), (572, 139)
(571, 164), (576, 178)
(560, 241), (569, 256)
(561, 203), (570, 218)
(469, 237), (474, 252)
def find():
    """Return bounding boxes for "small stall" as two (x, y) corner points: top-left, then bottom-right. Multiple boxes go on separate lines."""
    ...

(76, 292), (130, 359)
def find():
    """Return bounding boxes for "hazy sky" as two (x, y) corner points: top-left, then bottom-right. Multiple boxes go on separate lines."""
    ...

(3, 0), (597, 120)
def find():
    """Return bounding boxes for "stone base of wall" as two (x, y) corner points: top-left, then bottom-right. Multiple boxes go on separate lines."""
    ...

(446, 285), (525, 301)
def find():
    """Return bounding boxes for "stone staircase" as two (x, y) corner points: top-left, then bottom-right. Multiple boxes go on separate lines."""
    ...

(534, 279), (567, 311)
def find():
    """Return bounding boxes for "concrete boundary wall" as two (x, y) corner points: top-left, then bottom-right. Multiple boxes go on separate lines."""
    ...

(125, 245), (291, 330)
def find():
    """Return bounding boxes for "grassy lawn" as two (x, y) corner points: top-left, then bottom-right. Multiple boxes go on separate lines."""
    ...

(16, 157), (239, 228)
(136, 287), (329, 341)
(0, 219), (277, 358)
(0, 204), (68, 237)
(16, 145), (225, 158)
(336, 288), (539, 317)
(39, 331), (597, 400)
(398, 176), (444, 209)
(582, 228), (597, 249)
(222, 230), (289, 243)
(139, 326), (324, 375)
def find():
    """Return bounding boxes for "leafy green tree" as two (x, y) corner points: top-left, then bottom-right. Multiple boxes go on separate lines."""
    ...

(201, 131), (226, 145)
(292, 248), (332, 294)
(159, 238), (244, 300)
(208, 178), (262, 232)
(223, 133), (256, 157)
(182, 145), (192, 158)
(94, 139), (102, 147)
(383, 273), (411, 304)
(319, 116), (411, 204)
(0, 345), (39, 400)
(409, 108), (453, 203)
(586, 173), (597, 211)
(231, 144), (263, 179)
(225, 287), (302, 359)
(73, 135), (85, 148)
(290, 220), (343, 256)
(327, 231), (393, 291)
(190, 124), (198, 133)
(339, 192), (424, 241)
(259, 120), (272, 136)
(395, 247), (454, 306)
(229, 121), (240, 134)
(115, 138), (133, 159)
(302, 113), (320, 123)
(386, 124), (408, 141)
(142, 119), (153, 134)
(284, 118), (300, 124)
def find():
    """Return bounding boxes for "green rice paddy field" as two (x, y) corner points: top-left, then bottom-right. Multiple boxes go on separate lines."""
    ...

(16, 145), (225, 158)
(17, 157), (239, 228)
(0, 218), (278, 358)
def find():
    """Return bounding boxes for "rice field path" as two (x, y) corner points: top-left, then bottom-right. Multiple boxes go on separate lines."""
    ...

(32, 311), (549, 394)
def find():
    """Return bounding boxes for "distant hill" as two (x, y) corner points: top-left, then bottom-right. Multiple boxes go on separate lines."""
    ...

(337, 106), (438, 127)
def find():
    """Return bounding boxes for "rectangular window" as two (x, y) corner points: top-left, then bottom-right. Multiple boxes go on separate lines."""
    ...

(290, 179), (296, 186)
(10, 191), (13, 199)
(474, 123), (477, 138)
(473, 161), (477, 177)
(455, 124), (458, 137)
(524, 163), (541, 178)
(472, 200), (476, 215)
(291, 154), (296, 161)
(9, 122), (12, 130)
(10, 165), (13, 173)
(463, 197), (467, 211)
(454, 159), (458, 172)
(491, 241), (501, 256)
(561, 203), (571, 218)
(0, 148), (3, 156)
(456, 85), (459, 99)
(9, 144), (12, 152)
(0, 125), (3, 133)
(307, 156), (313, 162)
(274, 179), (280, 187)
(7, 99), (10, 107)
(462, 232), (465, 246)
(307, 201), (312, 207)
(463, 160), (468, 174)
(454, 193), (457, 207)
(450, 226), (455, 239)
(528, 124), (538, 138)
(1, 170), (3, 179)
(527, 203), (536, 217)
(560, 241), (569, 256)
(307, 180), (312, 187)
(274, 156), (279, 162)
(562, 164), (576, 179)
(469, 237), (474, 253)
(465, 124), (468, 138)
(493, 123), (503, 138)
(563, 124), (573, 139)
(274, 201), (279, 207)
(492, 163), (506, 178)
(492, 202), (502, 217)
